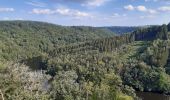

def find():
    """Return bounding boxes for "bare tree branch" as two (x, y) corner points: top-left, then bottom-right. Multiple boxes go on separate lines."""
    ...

(0, 89), (4, 100)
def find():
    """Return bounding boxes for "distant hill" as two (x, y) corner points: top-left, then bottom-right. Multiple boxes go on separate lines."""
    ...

(0, 21), (116, 61)
(0, 21), (166, 61)
(100, 26), (140, 35)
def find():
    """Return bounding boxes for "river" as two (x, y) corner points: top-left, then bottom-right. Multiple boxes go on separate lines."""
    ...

(136, 92), (170, 100)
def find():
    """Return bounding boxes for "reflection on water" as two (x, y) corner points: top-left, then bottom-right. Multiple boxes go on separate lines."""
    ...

(136, 92), (170, 100)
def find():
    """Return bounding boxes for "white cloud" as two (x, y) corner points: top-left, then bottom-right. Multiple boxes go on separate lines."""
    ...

(26, 1), (46, 7)
(137, 5), (157, 14)
(111, 13), (127, 18)
(93, 13), (126, 22)
(124, 5), (134, 11)
(136, 6), (147, 12)
(75, 11), (90, 17)
(158, 6), (170, 11)
(82, 0), (109, 7)
(124, 5), (157, 14)
(144, 0), (158, 2)
(0, 8), (14, 12)
(145, 0), (170, 2)
(32, 9), (52, 14)
(56, 8), (70, 15)
(148, 9), (157, 14)
(57, 8), (91, 17)
(31, 8), (92, 18)
(140, 15), (156, 19)
(58, 0), (109, 7)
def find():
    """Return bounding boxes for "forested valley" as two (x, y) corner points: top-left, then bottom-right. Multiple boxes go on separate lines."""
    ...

(1, 21), (170, 100)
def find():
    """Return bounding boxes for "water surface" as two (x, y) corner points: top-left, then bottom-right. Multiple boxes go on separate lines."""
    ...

(137, 92), (170, 100)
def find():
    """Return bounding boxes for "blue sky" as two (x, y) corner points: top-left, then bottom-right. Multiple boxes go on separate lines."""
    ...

(0, 0), (170, 26)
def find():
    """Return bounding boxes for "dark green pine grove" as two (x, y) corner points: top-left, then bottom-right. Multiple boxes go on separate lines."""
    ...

(0, 21), (170, 100)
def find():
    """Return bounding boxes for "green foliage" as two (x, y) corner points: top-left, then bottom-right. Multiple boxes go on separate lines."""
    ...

(1, 21), (170, 100)
(0, 21), (115, 61)
(157, 72), (170, 93)
(0, 63), (51, 100)
(132, 25), (168, 41)
(101, 26), (139, 35)
(140, 39), (169, 67)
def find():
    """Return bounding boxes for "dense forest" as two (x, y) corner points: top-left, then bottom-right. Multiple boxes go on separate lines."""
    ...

(1, 21), (170, 100)
(101, 26), (139, 35)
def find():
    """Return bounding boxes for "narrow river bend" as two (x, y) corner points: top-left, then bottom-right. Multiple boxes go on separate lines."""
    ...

(137, 92), (170, 100)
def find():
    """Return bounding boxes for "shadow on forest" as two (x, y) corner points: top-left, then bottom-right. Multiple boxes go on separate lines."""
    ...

(128, 42), (150, 59)
(20, 56), (48, 70)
